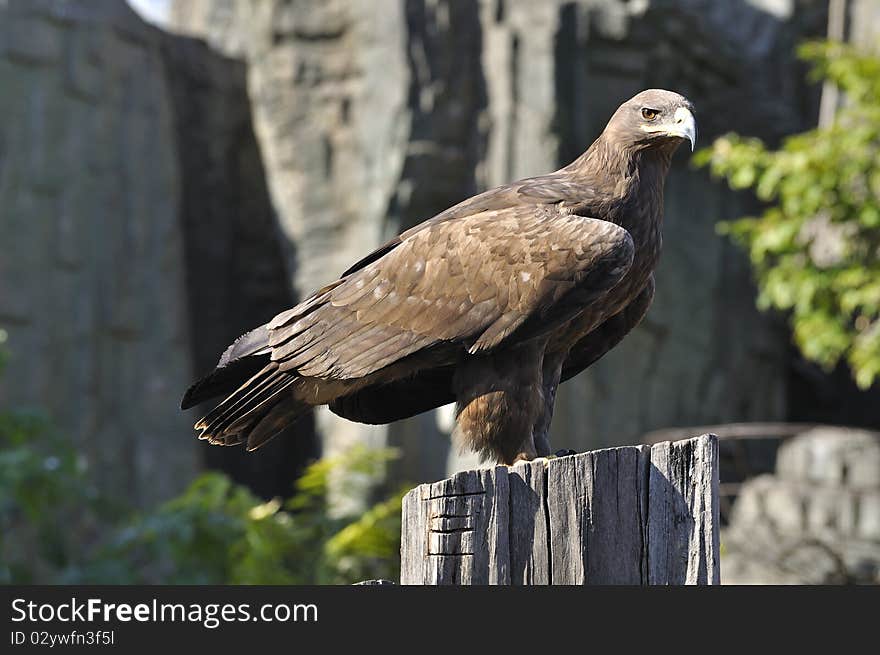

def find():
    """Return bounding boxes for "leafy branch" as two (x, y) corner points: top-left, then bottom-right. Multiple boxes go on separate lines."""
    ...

(695, 41), (880, 388)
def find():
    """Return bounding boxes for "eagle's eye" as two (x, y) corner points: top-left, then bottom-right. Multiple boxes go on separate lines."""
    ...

(641, 107), (660, 121)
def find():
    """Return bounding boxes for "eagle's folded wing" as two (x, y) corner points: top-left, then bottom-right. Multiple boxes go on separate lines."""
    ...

(267, 206), (634, 381)
(328, 277), (653, 426)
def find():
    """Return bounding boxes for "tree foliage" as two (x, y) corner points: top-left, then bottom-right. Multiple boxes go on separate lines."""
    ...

(92, 445), (404, 585)
(695, 41), (880, 388)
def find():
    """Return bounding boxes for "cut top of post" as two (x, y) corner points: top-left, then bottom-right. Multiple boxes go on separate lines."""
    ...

(400, 434), (719, 585)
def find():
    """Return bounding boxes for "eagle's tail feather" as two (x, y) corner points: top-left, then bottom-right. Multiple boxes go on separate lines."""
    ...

(244, 396), (308, 451)
(180, 324), (271, 410)
(194, 361), (310, 450)
(196, 363), (287, 431)
(181, 355), (268, 410)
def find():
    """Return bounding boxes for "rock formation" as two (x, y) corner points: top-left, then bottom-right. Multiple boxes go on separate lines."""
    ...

(722, 427), (880, 584)
(0, 0), (197, 505)
(0, 0), (313, 504)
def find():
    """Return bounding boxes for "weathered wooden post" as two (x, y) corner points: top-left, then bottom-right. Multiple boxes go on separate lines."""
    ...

(400, 434), (719, 584)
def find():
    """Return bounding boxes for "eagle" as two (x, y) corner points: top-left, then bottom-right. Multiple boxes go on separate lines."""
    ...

(182, 89), (696, 464)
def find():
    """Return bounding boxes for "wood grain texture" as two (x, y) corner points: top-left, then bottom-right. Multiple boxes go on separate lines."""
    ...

(402, 466), (510, 585)
(400, 434), (719, 585)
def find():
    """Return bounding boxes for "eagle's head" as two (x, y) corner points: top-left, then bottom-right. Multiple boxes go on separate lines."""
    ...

(607, 89), (697, 152)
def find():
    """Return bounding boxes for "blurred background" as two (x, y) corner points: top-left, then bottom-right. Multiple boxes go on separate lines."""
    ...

(1, 0), (878, 584)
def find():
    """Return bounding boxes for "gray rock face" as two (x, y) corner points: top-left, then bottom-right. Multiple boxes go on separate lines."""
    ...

(0, 0), (308, 504)
(170, 0), (823, 483)
(0, 0), (197, 505)
(722, 428), (880, 584)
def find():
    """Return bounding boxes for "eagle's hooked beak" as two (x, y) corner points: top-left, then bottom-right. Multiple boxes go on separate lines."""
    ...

(668, 106), (697, 151)
(642, 106), (697, 151)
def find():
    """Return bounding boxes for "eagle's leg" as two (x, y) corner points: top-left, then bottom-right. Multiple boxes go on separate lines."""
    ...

(452, 339), (547, 465)
(533, 351), (565, 457)
(532, 401), (554, 457)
